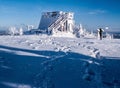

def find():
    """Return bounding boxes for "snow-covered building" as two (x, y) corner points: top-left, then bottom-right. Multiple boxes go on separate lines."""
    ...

(29, 11), (95, 38)
(38, 11), (74, 35)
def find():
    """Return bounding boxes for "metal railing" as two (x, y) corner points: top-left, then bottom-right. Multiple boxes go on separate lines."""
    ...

(48, 14), (68, 32)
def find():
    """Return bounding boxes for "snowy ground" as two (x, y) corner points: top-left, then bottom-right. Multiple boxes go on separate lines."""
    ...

(0, 35), (120, 88)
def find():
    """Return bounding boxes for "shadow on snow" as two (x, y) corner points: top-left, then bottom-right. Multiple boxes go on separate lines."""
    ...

(0, 45), (120, 88)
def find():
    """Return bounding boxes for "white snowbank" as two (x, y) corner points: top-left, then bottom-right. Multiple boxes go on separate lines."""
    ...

(52, 32), (76, 38)
(0, 35), (120, 88)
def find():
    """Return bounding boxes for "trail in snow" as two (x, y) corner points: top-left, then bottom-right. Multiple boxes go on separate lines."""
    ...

(34, 52), (67, 88)
(76, 40), (100, 59)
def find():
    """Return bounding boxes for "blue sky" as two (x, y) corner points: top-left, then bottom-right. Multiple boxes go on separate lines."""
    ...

(0, 0), (120, 31)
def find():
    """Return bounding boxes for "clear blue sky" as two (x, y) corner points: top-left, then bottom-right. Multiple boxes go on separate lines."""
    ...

(0, 0), (120, 31)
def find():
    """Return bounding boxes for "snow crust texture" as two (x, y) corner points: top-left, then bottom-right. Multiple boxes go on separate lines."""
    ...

(0, 35), (120, 88)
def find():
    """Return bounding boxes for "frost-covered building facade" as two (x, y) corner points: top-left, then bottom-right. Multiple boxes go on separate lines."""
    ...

(38, 11), (74, 34)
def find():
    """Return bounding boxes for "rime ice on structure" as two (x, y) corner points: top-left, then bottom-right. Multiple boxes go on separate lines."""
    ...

(38, 11), (74, 35)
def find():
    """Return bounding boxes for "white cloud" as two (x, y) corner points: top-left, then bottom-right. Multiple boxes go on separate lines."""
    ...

(88, 9), (106, 15)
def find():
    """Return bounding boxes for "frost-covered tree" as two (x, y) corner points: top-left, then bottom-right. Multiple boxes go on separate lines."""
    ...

(19, 27), (23, 35)
(26, 25), (34, 31)
(73, 24), (86, 38)
(79, 24), (84, 35)
(9, 26), (16, 35)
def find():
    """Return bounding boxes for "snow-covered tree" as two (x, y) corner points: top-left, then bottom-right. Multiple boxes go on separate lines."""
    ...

(19, 27), (23, 35)
(9, 26), (16, 35)
(26, 25), (34, 31)
(79, 24), (84, 35)
(74, 24), (86, 38)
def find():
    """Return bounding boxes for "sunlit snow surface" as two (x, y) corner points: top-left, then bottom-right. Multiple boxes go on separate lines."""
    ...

(0, 35), (120, 88)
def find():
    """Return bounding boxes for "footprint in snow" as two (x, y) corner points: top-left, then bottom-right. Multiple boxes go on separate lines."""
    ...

(0, 57), (5, 66)
(82, 66), (96, 82)
(77, 43), (81, 46)
(82, 44), (86, 48)
(34, 60), (55, 88)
